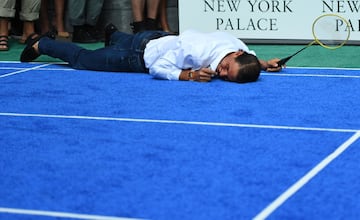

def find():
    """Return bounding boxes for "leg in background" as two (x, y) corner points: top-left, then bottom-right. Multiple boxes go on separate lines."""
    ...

(158, 0), (171, 32)
(0, 18), (10, 51)
(54, 0), (69, 37)
(19, 0), (41, 43)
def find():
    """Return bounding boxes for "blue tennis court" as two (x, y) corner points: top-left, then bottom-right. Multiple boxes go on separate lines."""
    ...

(1, 61), (359, 220)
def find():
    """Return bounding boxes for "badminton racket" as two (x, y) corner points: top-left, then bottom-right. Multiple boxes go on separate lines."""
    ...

(277, 14), (351, 66)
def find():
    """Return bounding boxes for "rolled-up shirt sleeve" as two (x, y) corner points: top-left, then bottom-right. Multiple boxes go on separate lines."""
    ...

(148, 57), (182, 80)
(144, 35), (182, 80)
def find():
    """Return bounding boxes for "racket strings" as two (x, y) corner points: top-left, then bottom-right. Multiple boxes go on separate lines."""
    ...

(312, 14), (350, 49)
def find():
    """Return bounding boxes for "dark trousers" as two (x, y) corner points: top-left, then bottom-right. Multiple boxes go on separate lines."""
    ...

(38, 31), (171, 72)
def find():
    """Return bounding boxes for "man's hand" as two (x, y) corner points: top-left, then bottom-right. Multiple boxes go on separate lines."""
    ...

(180, 68), (216, 82)
(260, 59), (283, 72)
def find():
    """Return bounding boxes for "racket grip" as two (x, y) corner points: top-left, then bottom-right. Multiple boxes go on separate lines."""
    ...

(277, 56), (292, 66)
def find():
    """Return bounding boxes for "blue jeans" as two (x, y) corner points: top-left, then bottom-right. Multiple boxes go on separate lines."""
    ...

(38, 31), (170, 73)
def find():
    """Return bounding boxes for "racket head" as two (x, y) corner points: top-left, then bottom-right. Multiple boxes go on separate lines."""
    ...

(312, 14), (351, 49)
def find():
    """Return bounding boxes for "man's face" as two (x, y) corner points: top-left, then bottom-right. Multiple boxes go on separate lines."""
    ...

(216, 51), (243, 81)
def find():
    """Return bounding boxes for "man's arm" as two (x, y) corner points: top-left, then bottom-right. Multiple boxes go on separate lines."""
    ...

(179, 68), (216, 82)
(259, 59), (282, 72)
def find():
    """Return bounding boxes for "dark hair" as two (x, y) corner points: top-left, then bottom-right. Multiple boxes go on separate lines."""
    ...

(234, 52), (261, 83)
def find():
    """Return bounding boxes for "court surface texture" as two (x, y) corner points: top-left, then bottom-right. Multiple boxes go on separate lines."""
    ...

(0, 42), (360, 220)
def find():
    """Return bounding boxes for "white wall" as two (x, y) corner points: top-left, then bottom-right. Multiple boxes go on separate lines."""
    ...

(179, 0), (360, 44)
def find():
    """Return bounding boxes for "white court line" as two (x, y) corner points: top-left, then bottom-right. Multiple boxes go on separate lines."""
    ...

(262, 72), (360, 78)
(0, 112), (358, 133)
(253, 130), (360, 220)
(0, 207), (145, 220)
(0, 67), (74, 71)
(0, 63), (359, 78)
(0, 63), (51, 78)
(286, 66), (360, 71)
(0, 61), (358, 70)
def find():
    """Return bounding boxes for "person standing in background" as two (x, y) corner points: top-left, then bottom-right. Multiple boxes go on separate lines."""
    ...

(40, 0), (69, 38)
(0, 0), (41, 51)
(158, 0), (172, 33)
(130, 0), (160, 33)
(67, 0), (104, 43)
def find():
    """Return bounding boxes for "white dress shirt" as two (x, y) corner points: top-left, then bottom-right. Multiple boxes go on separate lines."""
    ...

(143, 29), (256, 80)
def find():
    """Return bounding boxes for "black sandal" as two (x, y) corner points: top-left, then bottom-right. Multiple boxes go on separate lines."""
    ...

(0, 35), (9, 51)
(20, 32), (56, 62)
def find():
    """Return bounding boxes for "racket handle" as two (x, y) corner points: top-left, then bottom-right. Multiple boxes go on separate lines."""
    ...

(277, 56), (292, 66)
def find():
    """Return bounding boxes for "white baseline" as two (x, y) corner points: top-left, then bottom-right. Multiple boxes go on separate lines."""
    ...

(0, 207), (145, 220)
(0, 112), (358, 133)
(0, 63), (51, 78)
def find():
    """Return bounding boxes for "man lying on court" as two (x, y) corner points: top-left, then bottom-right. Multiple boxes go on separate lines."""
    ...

(20, 24), (282, 83)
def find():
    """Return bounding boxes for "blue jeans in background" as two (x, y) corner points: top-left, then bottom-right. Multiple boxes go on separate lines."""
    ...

(38, 31), (170, 73)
